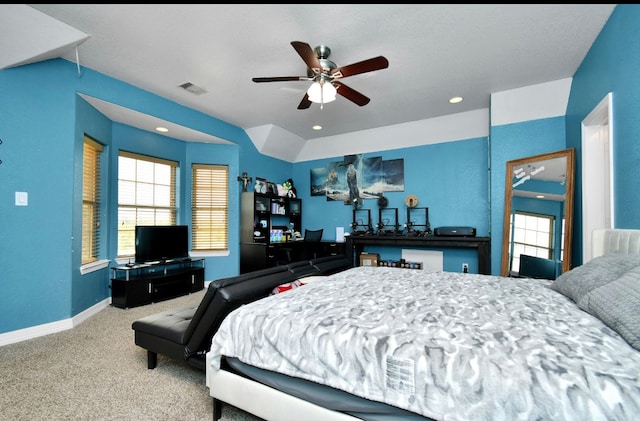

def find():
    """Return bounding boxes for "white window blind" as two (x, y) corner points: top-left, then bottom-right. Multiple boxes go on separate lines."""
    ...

(192, 164), (228, 251)
(82, 136), (103, 264)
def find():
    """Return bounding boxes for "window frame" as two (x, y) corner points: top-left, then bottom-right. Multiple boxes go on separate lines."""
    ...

(510, 211), (554, 274)
(117, 151), (179, 258)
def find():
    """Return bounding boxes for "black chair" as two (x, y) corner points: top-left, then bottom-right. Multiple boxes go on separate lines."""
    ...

(275, 245), (294, 266)
(301, 228), (323, 260)
(304, 228), (323, 242)
(273, 226), (295, 265)
(518, 254), (558, 280)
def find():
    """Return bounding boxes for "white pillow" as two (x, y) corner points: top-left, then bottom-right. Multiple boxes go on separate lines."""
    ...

(298, 275), (327, 285)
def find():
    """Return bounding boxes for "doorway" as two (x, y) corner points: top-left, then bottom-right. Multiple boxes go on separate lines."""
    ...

(581, 93), (614, 262)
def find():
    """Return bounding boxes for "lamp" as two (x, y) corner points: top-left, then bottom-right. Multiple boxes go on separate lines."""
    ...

(307, 81), (337, 104)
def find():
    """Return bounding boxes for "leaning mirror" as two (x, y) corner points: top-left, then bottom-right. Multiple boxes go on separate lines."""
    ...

(501, 148), (575, 278)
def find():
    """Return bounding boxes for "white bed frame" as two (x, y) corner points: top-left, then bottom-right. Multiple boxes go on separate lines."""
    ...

(205, 361), (359, 421)
(591, 228), (640, 259)
(206, 228), (640, 421)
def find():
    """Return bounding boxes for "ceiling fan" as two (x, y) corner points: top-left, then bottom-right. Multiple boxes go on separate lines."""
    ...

(252, 41), (389, 110)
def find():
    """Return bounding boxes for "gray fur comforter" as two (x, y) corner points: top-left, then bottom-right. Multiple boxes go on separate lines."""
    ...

(209, 267), (640, 420)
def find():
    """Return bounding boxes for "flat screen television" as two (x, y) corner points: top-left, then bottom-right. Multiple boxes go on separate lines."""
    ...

(135, 225), (189, 263)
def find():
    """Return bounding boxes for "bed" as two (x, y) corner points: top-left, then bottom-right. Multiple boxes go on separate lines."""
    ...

(206, 228), (640, 420)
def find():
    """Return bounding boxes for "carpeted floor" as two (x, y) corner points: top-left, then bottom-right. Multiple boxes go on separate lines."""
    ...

(0, 291), (262, 421)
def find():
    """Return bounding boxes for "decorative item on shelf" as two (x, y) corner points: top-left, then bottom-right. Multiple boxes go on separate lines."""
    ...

(277, 183), (288, 197)
(237, 172), (253, 192)
(255, 177), (267, 194)
(267, 181), (278, 195)
(283, 179), (297, 198)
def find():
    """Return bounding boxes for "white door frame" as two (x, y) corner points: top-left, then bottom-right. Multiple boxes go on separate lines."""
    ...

(581, 92), (614, 262)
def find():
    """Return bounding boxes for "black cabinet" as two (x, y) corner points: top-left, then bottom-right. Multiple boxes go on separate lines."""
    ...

(240, 192), (346, 273)
(347, 235), (491, 274)
(240, 241), (346, 274)
(241, 192), (301, 243)
(110, 258), (205, 309)
(322, 241), (346, 257)
(241, 192), (302, 272)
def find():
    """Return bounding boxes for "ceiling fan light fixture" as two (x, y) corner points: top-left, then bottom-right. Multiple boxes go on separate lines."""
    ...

(307, 81), (337, 104)
(252, 41), (388, 109)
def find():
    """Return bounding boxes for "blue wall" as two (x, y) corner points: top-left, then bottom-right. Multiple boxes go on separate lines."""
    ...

(566, 4), (640, 263)
(4, 5), (640, 340)
(0, 59), (256, 333)
(489, 117), (567, 274)
(292, 137), (489, 272)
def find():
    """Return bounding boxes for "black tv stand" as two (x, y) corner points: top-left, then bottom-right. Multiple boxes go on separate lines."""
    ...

(110, 258), (205, 309)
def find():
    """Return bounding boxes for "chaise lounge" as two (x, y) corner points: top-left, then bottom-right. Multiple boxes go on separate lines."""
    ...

(131, 255), (352, 370)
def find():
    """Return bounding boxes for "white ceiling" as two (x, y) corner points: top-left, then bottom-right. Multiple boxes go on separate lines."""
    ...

(3, 4), (616, 156)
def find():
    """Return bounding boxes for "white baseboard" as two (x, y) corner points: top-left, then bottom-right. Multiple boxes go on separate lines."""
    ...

(0, 298), (111, 347)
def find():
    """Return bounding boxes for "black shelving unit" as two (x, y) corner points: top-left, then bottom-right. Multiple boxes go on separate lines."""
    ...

(110, 258), (204, 309)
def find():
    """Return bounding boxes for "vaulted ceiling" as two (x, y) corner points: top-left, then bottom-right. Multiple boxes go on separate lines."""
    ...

(2, 4), (616, 160)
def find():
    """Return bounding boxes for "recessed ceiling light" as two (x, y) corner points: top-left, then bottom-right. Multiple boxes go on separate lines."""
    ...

(155, 127), (169, 133)
(312, 125), (322, 130)
(449, 96), (463, 104)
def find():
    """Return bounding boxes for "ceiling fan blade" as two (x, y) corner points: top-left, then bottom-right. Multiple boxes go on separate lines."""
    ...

(291, 41), (322, 75)
(334, 81), (370, 106)
(297, 93), (312, 110)
(331, 56), (389, 79)
(252, 76), (309, 83)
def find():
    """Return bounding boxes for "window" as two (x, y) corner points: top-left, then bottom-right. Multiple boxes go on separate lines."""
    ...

(192, 164), (228, 251)
(510, 211), (554, 273)
(117, 152), (178, 257)
(82, 136), (104, 264)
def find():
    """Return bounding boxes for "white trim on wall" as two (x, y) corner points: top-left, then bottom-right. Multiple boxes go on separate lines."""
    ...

(0, 298), (110, 346)
(491, 78), (572, 127)
(295, 109), (490, 162)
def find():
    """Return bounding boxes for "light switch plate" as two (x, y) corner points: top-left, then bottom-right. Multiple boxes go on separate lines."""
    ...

(15, 191), (28, 206)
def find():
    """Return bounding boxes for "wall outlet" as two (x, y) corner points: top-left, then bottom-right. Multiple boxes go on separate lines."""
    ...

(462, 263), (469, 273)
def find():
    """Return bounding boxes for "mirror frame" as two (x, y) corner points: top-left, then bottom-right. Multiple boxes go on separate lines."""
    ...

(501, 148), (575, 277)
